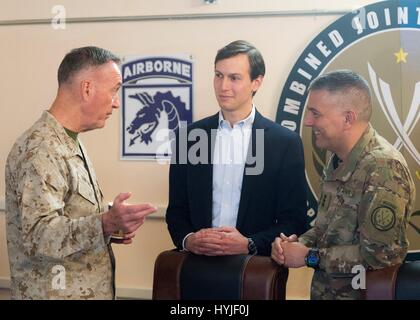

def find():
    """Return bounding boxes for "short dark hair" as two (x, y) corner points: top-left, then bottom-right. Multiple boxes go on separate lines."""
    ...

(57, 46), (120, 86)
(214, 40), (265, 81)
(309, 70), (372, 121)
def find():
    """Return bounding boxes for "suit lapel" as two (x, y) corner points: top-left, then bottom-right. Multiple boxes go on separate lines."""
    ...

(236, 111), (268, 230)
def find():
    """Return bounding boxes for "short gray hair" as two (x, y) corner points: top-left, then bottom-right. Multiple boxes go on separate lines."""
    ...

(58, 46), (120, 86)
(309, 70), (372, 121)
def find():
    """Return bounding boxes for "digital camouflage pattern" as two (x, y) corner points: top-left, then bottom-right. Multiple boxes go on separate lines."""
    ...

(299, 124), (416, 300)
(5, 111), (115, 300)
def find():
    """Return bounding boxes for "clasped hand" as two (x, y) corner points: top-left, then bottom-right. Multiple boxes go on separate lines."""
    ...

(271, 233), (309, 268)
(185, 227), (248, 256)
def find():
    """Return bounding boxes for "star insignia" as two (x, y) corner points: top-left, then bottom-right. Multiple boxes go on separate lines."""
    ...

(394, 48), (408, 63)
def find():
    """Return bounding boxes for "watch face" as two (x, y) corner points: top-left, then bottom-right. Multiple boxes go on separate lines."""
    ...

(308, 254), (318, 264)
(306, 250), (319, 268)
(248, 238), (257, 254)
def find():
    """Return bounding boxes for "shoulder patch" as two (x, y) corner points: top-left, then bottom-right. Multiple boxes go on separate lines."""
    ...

(371, 206), (396, 231)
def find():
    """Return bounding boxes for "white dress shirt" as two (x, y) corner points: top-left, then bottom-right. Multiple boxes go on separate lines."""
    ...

(212, 106), (255, 227)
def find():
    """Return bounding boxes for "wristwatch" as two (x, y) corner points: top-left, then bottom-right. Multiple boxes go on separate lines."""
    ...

(305, 248), (320, 269)
(247, 238), (257, 255)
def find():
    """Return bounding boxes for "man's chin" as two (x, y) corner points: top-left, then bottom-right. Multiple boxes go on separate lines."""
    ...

(314, 140), (326, 150)
(219, 105), (237, 113)
(98, 121), (106, 129)
(93, 121), (106, 130)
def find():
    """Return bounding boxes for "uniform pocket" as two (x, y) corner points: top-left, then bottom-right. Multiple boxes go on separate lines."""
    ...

(77, 176), (96, 205)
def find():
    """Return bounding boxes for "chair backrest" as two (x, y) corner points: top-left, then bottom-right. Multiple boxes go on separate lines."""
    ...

(152, 250), (288, 300)
(365, 261), (420, 300)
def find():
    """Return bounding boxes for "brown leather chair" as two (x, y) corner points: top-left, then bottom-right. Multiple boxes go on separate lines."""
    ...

(365, 261), (420, 300)
(152, 250), (288, 300)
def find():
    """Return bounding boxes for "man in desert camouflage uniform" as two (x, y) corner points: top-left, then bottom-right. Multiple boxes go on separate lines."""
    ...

(5, 46), (156, 299)
(271, 70), (415, 299)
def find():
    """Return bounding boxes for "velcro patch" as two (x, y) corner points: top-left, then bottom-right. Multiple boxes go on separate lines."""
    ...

(371, 206), (396, 231)
(319, 193), (331, 210)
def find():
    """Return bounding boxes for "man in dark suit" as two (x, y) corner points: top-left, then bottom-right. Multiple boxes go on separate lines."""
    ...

(166, 40), (308, 256)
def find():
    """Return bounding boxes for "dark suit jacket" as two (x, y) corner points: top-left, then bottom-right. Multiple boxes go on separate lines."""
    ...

(166, 110), (308, 256)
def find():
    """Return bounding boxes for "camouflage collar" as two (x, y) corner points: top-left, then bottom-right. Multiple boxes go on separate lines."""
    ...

(42, 111), (82, 158)
(64, 127), (79, 142)
(324, 123), (375, 182)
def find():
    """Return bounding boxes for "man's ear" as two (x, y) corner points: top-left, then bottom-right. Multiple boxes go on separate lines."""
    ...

(344, 110), (357, 128)
(80, 79), (92, 101)
(251, 75), (264, 93)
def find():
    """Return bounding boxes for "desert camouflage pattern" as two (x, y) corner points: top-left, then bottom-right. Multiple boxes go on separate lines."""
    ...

(5, 111), (115, 300)
(299, 124), (416, 300)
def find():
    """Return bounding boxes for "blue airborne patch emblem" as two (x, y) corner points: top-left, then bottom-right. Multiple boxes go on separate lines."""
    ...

(127, 91), (186, 146)
(121, 56), (193, 160)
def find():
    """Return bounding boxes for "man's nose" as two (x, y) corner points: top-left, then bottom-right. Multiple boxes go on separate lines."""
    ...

(113, 95), (120, 109)
(220, 78), (230, 91)
(303, 113), (313, 127)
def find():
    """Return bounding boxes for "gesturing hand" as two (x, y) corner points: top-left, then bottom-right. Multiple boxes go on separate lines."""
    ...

(102, 192), (157, 237)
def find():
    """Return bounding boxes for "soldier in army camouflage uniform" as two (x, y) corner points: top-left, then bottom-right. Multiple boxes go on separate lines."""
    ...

(5, 46), (157, 299)
(271, 70), (415, 300)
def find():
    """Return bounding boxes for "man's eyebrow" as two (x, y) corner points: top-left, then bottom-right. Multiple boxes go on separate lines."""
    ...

(308, 107), (320, 113)
(214, 70), (241, 77)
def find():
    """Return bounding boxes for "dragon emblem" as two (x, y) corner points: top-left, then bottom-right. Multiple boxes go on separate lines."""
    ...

(127, 91), (185, 146)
